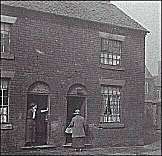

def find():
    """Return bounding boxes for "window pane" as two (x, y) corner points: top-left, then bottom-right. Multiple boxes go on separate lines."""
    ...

(109, 59), (112, 65)
(4, 24), (10, 31)
(104, 53), (107, 58)
(1, 23), (5, 31)
(1, 80), (8, 89)
(3, 97), (8, 105)
(3, 89), (8, 96)
(113, 60), (117, 65)
(113, 55), (117, 59)
(101, 58), (104, 64)
(1, 30), (9, 35)
(117, 55), (120, 59)
(104, 58), (108, 64)
(102, 39), (109, 50)
(0, 107), (8, 123)
(1, 115), (7, 123)
(100, 53), (104, 57)
(109, 54), (112, 58)
(4, 37), (10, 53)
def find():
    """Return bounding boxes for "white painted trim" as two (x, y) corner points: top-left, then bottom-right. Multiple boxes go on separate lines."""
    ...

(1, 15), (17, 23)
(99, 78), (125, 86)
(99, 32), (125, 41)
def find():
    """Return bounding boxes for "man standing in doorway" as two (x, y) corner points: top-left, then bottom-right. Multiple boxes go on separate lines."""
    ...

(25, 103), (37, 146)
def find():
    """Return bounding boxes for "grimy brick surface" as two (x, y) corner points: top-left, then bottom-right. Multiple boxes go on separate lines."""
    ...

(1, 4), (147, 152)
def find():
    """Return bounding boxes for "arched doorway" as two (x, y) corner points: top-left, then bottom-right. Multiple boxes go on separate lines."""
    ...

(66, 84), (87, 144)
(25, 81), (49, 146)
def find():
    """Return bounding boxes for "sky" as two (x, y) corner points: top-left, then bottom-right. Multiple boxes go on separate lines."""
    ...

(111, 1), (161, 75)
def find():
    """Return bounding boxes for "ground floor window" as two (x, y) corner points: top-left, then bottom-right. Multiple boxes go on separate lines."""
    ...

(0, 79), (9, 123)
(101, 85), (121, 123)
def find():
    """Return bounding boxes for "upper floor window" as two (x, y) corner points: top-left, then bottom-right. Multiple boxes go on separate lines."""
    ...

(1, 22), (11, 53)
(1, 15), (17, 55)
(145, 81), (149, 94)
(0, 79), (10, 123)
(100, 85), (121, 123)
(100, 39), (122, 66)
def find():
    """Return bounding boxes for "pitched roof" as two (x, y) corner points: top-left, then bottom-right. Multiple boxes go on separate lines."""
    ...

(1, 1), (148, 32)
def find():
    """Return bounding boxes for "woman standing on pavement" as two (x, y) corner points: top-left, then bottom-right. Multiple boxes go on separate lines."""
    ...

(68, 109), (86, 152)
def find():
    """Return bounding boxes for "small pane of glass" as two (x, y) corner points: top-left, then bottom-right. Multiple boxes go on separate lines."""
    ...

(113, 55), (117, 59)
(104, 53), (107, 58)
(1, 23), (4, 31)
(0, 107), (8, 123)
(104, 58), (108, 64)
(113, 60), (117, 65)
(3, 97), (8, 105)
(4, 24), (10, 31)
(1, 80), (8, 89)
(109, 59), (112, 65)
(109, 54), (112, 58)
(117, 55), (120, 59)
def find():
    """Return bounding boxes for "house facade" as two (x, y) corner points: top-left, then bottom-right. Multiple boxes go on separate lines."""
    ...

(1, 1), (148, 152)
(144, 63), (161, 131)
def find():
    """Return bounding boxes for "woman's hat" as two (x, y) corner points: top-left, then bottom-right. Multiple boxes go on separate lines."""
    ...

(73, 109), (80, 115)
(30, 102), (36, 107)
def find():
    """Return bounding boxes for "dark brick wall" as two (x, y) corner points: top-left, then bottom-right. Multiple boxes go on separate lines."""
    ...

(1, 4), (146, 151)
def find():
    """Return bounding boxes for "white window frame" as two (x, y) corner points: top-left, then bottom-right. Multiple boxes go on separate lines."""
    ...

(0, 79), (10, 123)
(99, 32), (125, 66)
(101, 85), (121, 123)
(1, 15), (17, 53)
(1, 22), (11, 53)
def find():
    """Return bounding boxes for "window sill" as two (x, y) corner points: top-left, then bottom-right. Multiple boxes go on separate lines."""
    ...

(1, 123), (13, 130)
(1, 53), (14, 60)
(99, 122), (125, 129)
(99, 64), (125, 71)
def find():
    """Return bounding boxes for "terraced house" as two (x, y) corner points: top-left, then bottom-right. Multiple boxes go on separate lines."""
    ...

(1, 1), (149, 152)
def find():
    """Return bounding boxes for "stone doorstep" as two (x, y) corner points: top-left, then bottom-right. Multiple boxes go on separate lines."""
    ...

(21, 144), (57, 150)
(63, 143), (92, 148)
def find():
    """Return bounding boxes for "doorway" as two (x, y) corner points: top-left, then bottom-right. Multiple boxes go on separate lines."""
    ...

(26, 94), (48, 146)
(66, 96), (85, 143)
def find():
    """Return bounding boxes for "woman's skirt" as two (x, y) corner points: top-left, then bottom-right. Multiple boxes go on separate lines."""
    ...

(72, 137), (85, 149)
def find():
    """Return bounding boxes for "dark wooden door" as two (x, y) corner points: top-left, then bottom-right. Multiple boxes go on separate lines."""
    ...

(66, 96), (85, 143)
(27, 94), (48, 145)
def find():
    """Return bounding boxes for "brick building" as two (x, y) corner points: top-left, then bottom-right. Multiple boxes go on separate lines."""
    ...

(1, 1), (149, 152)
(144, 63), (161, 131)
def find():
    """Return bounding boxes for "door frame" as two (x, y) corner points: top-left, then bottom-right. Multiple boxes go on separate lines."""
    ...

(65, 95), (87, 143)
(25, 92), (50, 146)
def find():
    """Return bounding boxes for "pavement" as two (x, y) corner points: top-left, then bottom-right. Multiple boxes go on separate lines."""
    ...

(1, 140), (161, 156)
